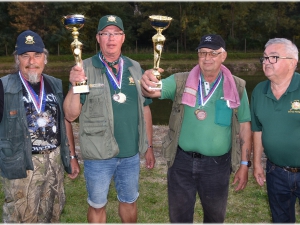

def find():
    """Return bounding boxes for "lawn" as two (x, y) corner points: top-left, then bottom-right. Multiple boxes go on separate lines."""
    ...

(1, 162), (300, 222)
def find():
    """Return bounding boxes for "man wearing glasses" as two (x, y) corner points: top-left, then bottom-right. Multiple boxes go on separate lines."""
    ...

(63, 15), (155, 223)
(251, 38), (300, 223)
(140, 34), (252, 223)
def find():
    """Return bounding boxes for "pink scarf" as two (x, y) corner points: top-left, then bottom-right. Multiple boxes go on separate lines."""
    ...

(181, 64), (240, 108)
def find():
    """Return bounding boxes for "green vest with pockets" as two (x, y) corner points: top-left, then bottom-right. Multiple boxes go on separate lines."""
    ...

(161, 72), (245, 173)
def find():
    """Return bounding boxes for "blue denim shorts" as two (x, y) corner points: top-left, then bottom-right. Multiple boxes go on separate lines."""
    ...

(84, 153), (140, 208)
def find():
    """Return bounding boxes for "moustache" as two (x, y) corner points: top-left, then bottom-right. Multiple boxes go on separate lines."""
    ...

(25, 65), (40, 69)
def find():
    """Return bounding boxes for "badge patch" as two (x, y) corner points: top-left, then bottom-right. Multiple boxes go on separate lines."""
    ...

(288, 100), (300, 113)
(25, 35), (35, 44)
(128, 76), (135, 85)
(107, 15), (117, 23)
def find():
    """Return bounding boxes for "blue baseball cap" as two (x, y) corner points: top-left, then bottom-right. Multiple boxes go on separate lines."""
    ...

(196, 34), (226, 51)
(15, 30), (45, 55)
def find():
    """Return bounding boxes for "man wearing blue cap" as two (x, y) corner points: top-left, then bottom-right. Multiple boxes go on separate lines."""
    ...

(140, 34), (252, 222)
(64, 15), (155, 223)
(0, 30), (80, 222)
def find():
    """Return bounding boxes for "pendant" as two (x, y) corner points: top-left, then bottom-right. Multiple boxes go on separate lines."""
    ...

(194, 109), (207, 120)
(117, 92), (126, 103)
(112, 92), (126, 103)
(113, 93), (120, 102)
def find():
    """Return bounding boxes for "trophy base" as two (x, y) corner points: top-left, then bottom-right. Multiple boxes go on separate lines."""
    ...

(73, 85), (90, 93)
(149, 81), (162, 90)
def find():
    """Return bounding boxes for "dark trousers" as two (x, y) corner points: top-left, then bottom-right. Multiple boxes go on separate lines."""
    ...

(167, 146), (231, 223)
(266, 159), (300, 223)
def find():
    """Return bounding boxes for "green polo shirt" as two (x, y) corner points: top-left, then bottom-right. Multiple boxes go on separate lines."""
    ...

(161, 74), (251, 156)
(77, 53), (152, 158)
(251, 72), (300, 167)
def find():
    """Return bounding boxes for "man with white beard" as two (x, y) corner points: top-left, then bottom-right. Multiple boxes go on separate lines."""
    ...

(0, 30), (80, 222)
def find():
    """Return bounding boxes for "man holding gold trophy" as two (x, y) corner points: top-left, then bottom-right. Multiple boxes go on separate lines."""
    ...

(141, 34), (252, 222)
(63, 15), (155, 223)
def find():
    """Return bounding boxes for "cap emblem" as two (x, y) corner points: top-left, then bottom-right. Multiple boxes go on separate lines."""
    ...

(25, 35), (35, 44)
(205, 36), (212, 42)
(107, 15), (117, 23)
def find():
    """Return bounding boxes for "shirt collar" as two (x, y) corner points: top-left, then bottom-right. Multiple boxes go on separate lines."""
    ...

(264, 72), (300, 96)
(92, 52), (132, 69)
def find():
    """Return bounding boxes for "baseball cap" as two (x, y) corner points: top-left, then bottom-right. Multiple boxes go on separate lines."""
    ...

(15, 30), (45, 55)
(97, 15), (124, 32)
(196, 34), (226, 51)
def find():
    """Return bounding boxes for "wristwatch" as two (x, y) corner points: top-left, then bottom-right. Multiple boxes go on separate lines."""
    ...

(70, 155), (78, 160)
(241, 160), (251, 167)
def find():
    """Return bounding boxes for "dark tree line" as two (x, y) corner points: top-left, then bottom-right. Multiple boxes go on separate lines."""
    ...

(1, 2), (300, 56)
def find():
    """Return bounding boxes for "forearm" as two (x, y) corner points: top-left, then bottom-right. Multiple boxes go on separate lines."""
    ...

(63, 89), (82, 122)
(64, 118), (76, 156)
(143, 105), (153, 148)
(239, 121), (252, 162)
(253, 131), (264, 169)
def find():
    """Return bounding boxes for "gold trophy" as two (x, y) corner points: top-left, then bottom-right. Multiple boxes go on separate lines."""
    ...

(149, 15), (172, 90)
(62, 14), (89, 93)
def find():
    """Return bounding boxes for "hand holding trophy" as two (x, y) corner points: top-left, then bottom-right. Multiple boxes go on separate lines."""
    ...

(149, 15), (172, 90)
(62, 14), (89, 93)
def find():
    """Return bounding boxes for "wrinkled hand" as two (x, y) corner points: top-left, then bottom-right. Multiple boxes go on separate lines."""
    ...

(253, 164), (266, 186)
(144, 148), (155, 169)
(232, 166), (248, 191)
(140, 68), (164, 97)
(69, 65), (87, 86)
(68, 159), (80, 179)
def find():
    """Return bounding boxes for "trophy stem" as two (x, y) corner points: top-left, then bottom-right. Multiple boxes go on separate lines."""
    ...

(71, 27), (83, 67)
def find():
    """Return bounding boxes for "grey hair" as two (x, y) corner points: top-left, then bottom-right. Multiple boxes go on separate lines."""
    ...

(13, 48), (49, 70)
(265, 38), (298, 61)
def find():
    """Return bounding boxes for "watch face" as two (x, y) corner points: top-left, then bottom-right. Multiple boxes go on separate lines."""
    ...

(247, 161), (252, 167)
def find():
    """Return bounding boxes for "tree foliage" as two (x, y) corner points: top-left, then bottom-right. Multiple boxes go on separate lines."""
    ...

(1, 2), (300, 56)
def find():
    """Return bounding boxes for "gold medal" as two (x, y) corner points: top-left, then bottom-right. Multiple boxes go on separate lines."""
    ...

(194, 109), (207, 120)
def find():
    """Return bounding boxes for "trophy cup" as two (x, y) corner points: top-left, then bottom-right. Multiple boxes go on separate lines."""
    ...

(149, 15), (172, 90)
(62, 14), (89, 93)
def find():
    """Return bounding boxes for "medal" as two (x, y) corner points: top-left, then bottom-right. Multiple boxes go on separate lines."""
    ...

(113, 92), (126, 103)
(113, 93), (120, 101)
(194, 109), (207, 120)
(117, 92), (126, 103)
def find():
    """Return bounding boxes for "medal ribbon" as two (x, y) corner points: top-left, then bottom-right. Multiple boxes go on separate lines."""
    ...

(19, 72), (45, 113)
(99, 53), (124, 90)
(198, 72), (222, 107)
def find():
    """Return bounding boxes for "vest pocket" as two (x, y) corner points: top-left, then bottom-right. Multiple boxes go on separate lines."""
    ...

(0, 140), (27, 179)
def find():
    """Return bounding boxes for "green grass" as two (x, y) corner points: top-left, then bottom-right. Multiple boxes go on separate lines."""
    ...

(1, 164), (300, 222)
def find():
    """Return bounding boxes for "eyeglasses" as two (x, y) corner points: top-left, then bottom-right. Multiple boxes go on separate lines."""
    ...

(98, 32), (124, 38)
(198, 51), (223, 58)
(259, 56), (293, 64)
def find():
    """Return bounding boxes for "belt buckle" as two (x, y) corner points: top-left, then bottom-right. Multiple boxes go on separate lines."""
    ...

(192, 152), (202, 158)
(39, 150), (52, 154)
(289, 167), (298, 173)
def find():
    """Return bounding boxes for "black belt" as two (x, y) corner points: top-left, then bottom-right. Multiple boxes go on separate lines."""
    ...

(32, 149), (54, 155)
(178, 146), (205, 158)
(269, 160), (300, 173)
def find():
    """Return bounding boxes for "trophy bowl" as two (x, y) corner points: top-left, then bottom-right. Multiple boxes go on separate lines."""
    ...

(62, 14), (89, 93)
(149, 15), (172, 90)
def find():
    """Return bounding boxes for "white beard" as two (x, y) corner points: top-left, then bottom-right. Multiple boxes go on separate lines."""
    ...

(28, 72), (39, 84)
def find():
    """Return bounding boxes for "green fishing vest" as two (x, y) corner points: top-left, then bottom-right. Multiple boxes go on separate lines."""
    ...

(161, 72), (245, 173)
(79, 57), (148, 160)
(0, 73), (71, 179)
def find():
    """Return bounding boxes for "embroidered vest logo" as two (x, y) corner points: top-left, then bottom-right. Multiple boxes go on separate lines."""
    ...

(128, 76), (135, 85)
